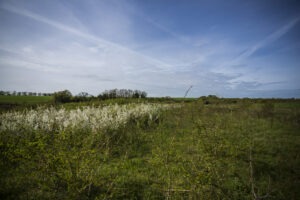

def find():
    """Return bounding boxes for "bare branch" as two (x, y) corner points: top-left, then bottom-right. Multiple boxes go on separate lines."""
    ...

(184, 85), (193, 98)
(249, 143), (272, 200)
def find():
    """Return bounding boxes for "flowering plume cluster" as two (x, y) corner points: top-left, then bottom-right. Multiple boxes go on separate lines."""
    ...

(0, 103), (174, 133)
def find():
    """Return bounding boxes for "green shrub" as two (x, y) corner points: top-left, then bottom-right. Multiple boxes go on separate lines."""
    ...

(53, 90), (72, 103)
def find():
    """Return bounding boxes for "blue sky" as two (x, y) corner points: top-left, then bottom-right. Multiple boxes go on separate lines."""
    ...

(0, 0), (299, 97)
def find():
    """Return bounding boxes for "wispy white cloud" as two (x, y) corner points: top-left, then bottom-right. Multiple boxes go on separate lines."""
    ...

(0, 47), (60, 72)
(143, 17), (191, 44)
(1, 1), (241, 96)
(233, 17), (300, 62)
(109, 0), (192, 45)
(0, 1), (299, 97)
(1, 3), (172, 72)
(211, 17), (300, 92)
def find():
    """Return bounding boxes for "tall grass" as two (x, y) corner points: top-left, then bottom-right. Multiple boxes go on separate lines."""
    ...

(0, 100), (299, 199)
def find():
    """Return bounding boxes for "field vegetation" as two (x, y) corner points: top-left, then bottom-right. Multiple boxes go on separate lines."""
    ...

(0, 93), (299, 199)
(0, 95), (53, 104)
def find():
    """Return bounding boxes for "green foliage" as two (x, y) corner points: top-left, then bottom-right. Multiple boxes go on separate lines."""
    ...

(53, 90), (72, 103)
(98, 89), (147, 100)
(0, 100), (299, 199)
(0, 95), (53, 104)
(0, 96), (54, 113)
(260, 102), (275, 117)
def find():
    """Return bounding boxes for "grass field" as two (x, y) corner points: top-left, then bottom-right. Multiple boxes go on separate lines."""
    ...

(0, 95), (53, 104)
(0, 99), (299, 199)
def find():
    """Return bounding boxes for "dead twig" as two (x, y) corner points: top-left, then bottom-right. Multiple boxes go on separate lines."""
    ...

(249, 144), (271, 200)
(184, 85), (193, 98)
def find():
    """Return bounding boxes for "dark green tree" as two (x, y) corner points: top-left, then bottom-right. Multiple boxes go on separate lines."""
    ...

(53, 90), (72, 103)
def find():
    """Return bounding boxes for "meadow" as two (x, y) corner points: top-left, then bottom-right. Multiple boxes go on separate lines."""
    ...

(0, 95), (53, 104)
(0, 97), (299, 199)
(0, 96), (54, 113)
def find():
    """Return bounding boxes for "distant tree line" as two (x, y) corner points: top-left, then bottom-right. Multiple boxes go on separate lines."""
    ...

(98, 89), (147, 100)
(54, 90), (95, 103)
(53, 89), (147, 103)
(0, 90), (52, 96)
